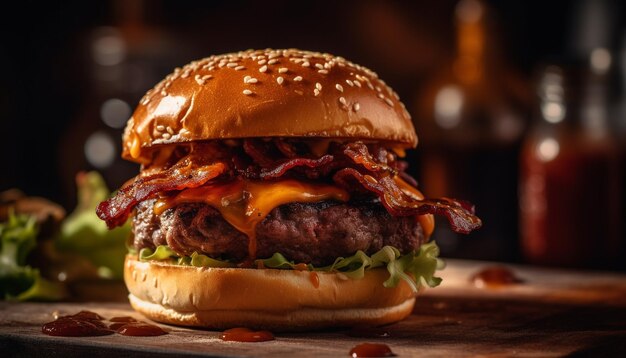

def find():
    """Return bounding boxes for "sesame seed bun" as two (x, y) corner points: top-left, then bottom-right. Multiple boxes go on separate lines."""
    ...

(124, 255), (417, 331)
(122, 49), (416, 163)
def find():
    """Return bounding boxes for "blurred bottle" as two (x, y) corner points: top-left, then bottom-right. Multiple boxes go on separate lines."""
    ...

(417, 0), (529, 260)
(519, 63), (622, 269)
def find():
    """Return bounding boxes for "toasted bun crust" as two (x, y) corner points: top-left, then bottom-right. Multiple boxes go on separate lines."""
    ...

(124, 255), (416, 331)
(122, 49), (417, 163)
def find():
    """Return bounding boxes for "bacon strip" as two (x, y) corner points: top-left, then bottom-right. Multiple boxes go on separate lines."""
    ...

(97, 161), (226, 228)
(333, 168), (481, 234)
(97, 139), (481, 234)
(259, 155), (334, 179)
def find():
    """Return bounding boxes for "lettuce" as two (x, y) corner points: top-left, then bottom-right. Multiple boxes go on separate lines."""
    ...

(56, 172), (130, 279)
(0, 211), (66, 300)
(139, 242), (444, 293)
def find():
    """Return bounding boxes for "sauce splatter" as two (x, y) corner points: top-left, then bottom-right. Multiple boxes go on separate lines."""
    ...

(471, 265), (524, 288)
(349, 343), (396, 357)
(220, 327), (275, 342)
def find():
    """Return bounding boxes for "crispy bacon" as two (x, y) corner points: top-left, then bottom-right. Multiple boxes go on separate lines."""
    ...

(97, 160), (226, 229)
(259, 155), (334, 179)
(97, 139), (481, 234)
(333, 168), (481, 234)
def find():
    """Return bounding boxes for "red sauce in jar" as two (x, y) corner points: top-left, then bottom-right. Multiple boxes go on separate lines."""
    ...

(470, 265), (524, 288)
(42, 311), (113, 337)
(220, 327), (275, 342)
(349, 343), (396, 357)
(309, 271), (320, 288)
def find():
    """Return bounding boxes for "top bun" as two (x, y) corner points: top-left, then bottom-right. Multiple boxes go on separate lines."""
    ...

(123, 49), (417, 163)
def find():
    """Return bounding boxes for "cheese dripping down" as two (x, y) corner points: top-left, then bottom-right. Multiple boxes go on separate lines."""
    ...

(154, 178), (435, 262)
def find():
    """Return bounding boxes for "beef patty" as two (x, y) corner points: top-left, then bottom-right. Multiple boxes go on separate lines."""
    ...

(133, 199), (425, 266)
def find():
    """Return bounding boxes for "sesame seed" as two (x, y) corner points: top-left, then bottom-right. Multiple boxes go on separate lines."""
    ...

(385, 98), (394, 107)
(277, 76), (284, 85)
(367, 82), (374, 90)
(302, 61), (310, 67)
(166, 127), (174, 134)
(244, 75), (251, 83)
(268, 53), (280, 59)
(378, 93), (385, 99)
(235, 66), (245, 71)
(315, 63), (324, 69)
(258, 59), (267, 65)
(318, 70), (328, 74)
(226, 63), (237, 68)
(162, 133), (172, 139)
(156, 125), (165, 131)
(314, 88), (320, 96)
(346, 79), (354, 87)
(353, 103), (360, 111)
(315, 82), (322, 90)
(248, 78), (258, 84)
(278, 67), (288, 73)
(268, 59), (278, 65)
(243, 89), (253, 95)
(339, 97), (347, 106)
(259, 65), (268, 73)
(160, 90), (168, 96)
(335, 84), (344, 92)
(354, 80), (361, 88)
(376, 86), (382, 92)
(293, 76), (303, 82)
(294, 90), (304, 95)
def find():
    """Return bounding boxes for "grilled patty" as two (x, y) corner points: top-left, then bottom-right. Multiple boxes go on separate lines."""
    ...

(133, 199), (425, 266)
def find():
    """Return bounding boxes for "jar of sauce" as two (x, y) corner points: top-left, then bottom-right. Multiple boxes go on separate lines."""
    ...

(519, 64), (622, 269)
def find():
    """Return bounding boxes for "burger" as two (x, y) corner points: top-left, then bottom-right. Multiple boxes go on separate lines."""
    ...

(97, 49), (481, 331)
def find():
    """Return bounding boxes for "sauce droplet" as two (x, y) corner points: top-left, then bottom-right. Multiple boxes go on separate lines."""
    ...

(349, 343), (396, 357)
(42, 311), (167, 337)
(220, 327), (275, 342)
(116, 322), (168, 336)
(470, 265), (524, 288)
(42, 311), (113, 337)
(309, 271), (320, 288)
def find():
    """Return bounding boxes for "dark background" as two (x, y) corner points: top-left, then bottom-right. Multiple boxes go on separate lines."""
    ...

(1, 0), (624, 266)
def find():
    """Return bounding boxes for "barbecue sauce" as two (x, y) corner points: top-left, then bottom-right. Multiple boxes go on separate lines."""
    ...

(349, 343), (396, 357)
(219, 327), (275, 342)
(470, 265), (523, 288)
(42, 311), (167, 337)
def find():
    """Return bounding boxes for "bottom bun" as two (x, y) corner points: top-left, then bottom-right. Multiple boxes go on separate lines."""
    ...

(124, 255), (417, 331)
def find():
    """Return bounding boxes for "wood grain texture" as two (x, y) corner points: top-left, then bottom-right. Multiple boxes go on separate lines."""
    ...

(1, 259), (625, 357)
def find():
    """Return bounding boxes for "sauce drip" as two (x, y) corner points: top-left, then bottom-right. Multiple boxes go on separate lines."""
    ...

(116, 322), (167, 336)
(309, 271), (320, 288)
(220, 327), (275, 342)
(471, 265), (524, 288)
(42, 311), (113, 337)
(349, 343), (396, 357)
(42, 311), (167, 337)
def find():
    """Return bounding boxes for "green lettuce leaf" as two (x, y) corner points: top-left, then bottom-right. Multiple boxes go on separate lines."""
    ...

(0, 211), (66, 301)
(139, 242), (444, 293)
(56, 172), (130, 279)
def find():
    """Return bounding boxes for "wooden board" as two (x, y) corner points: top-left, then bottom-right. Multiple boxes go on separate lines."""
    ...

(2, 259), (626, 357)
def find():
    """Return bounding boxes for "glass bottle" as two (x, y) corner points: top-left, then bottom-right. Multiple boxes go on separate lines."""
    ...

(416, 0), (529, 260)
(519, 64), (622, 269)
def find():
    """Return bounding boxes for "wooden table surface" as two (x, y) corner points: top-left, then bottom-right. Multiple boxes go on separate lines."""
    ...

(1, 259), (626, 357)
